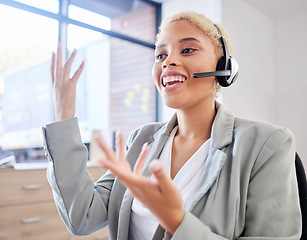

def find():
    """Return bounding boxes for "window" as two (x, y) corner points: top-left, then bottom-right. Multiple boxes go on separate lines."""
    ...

(14, 0), (59, 13)
(68, 4), (111, 30)
(0, 4), (58, 159)
(0, 0), (161, 164)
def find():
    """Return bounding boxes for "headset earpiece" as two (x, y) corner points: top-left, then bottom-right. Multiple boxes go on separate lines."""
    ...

(214, 24), (239, 87)
(216, 55), (239, 87)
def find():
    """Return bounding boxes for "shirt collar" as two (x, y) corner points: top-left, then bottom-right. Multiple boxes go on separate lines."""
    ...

(153, 101), (234, 150)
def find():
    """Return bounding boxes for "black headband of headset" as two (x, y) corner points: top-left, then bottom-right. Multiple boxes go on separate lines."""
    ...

(214, 24), (230, 70)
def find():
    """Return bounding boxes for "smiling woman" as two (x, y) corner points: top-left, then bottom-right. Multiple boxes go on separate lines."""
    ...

(43, 9), (301, 240)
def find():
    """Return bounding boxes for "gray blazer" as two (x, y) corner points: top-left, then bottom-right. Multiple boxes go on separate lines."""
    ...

(42, 103), (302, 240)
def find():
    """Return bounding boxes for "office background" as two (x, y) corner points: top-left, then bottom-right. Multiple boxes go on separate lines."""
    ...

(0, 0), (306, 167)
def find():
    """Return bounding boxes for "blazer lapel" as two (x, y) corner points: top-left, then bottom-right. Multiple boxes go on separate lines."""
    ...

(185, 102), (234, 211)
(185, 148), (227, 211)
(117, 189), (133, 240)
(150, 150), (227, 240)
(143, 114), (178, 177)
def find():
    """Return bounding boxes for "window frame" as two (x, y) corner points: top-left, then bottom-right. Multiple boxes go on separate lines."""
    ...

(0, 0), (161, 120)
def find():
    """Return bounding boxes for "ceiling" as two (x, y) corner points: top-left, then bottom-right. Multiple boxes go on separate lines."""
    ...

(243, 0), (307, 17)
(152, 0), (307, 17)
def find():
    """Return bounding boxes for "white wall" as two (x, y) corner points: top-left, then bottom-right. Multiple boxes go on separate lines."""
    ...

(221, 0), (276, 123)
(162, 0), (221, 23)
(222, 0), (307, 165)
(275, 11), (307, 163)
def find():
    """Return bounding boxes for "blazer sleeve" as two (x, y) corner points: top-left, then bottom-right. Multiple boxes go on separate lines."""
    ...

(171, 128), (301, 240)
(43, 117), (114, 236)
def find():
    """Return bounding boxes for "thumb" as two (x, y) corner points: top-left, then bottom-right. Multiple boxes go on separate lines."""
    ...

(149, 160), (172, 192)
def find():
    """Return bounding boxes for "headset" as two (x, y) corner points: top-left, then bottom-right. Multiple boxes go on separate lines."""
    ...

(193, 24), (239, 87)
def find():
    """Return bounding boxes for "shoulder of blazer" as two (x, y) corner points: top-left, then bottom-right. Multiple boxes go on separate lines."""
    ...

(126, 121), (168, 149)
(233, 117), (294, 144)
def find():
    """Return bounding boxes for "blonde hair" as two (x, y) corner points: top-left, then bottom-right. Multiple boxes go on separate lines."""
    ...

(156, 11), (234, 60)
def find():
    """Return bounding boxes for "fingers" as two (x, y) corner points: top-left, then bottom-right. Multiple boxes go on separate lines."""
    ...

(98, 157), (115, 172)
(149, 160), (171, 193)
(50, 52), (55, 84)
(55, 42), (63, 81)
(95, 135), (116, 161)
(53, 42), (84, 86)
(71, 60), (84, 82)
(115, 131), (125, 162)
(63, 49), (77, 79)
(134, 143), (149, 175)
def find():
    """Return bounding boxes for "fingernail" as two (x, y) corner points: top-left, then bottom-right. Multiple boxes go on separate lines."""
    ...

(149, 160), (161, 172)
(115, 131), (121, 145)
(116, 130), (121, 139)
(141, 142), (148, 151)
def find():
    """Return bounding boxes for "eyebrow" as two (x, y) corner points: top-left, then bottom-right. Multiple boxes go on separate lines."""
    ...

(179, 37), (200, 43)
(156, 37), (200, 49)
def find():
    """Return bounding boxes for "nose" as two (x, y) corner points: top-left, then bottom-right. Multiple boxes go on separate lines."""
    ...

(163, 62), (177, 69)
(162, 54), (179, 69)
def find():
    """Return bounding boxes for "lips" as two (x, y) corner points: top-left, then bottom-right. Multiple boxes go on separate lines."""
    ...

(161, 74), (187, 87)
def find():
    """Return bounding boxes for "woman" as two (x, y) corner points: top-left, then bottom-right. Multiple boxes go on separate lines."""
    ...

(43, 11), (302, 239)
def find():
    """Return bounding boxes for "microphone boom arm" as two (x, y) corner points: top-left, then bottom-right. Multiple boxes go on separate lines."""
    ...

(193, 70), (231, 78)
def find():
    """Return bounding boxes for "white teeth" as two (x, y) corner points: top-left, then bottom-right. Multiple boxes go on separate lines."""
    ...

(162, 76), (186, 86)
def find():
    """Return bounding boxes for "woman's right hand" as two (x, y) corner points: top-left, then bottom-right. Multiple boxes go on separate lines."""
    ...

(50, 42), (84, 121)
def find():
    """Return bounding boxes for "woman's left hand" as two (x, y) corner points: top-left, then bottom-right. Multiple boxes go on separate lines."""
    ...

(96, 132), (185, 234)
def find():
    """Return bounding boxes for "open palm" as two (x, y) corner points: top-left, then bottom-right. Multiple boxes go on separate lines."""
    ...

(96, 132), (185, 234)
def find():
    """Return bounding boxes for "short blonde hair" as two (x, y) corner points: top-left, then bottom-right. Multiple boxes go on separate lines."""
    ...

(156, 11), (234, 60)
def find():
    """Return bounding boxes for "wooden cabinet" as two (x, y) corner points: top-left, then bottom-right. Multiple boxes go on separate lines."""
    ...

(0, 166), (109, 240)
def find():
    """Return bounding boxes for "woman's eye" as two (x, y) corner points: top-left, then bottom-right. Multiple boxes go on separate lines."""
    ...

(156, 54), (167, 61)
(182, 48), (195, 54)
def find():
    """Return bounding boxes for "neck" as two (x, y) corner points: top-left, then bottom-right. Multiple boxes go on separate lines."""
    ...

(176, 100), (216, 140)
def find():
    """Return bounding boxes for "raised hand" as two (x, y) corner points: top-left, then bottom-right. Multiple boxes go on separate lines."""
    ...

(96, 132), (185, 234)
(50, 42), (84, 121)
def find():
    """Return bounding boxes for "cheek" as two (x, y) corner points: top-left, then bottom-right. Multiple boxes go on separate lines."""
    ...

(192, 55), (218, 73)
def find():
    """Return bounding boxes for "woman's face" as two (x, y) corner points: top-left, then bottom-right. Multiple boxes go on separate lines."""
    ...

(152, 20), (218, 110)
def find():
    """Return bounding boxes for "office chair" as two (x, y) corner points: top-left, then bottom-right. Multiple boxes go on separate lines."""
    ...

(295, 152), (307, 240)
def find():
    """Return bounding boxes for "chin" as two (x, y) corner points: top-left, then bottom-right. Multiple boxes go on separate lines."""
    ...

(164, 103), (181, 110)
(162, 98), (186, 110)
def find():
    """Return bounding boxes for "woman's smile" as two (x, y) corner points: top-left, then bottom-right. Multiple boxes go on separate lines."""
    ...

(161, 72), (187, 91)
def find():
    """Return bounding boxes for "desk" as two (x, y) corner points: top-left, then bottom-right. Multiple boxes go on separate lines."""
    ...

(0, 166), (109, 240)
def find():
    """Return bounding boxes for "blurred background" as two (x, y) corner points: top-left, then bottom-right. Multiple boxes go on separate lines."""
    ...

(0, 0), (306, 167)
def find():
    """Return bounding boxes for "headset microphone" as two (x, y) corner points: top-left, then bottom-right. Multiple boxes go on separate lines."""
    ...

(193, 70), (230, 78)
(193, 24), (239, 87)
